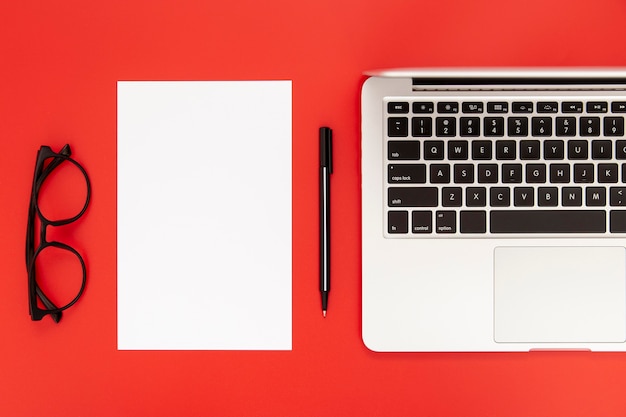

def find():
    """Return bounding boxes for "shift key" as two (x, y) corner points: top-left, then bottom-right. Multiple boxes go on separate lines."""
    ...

(388, 187), (438, 207)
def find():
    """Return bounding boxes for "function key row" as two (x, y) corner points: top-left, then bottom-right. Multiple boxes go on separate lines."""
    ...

(388, 101), (626, 114)
(388, 139), (626, 161)
(388, 116), (625, 137)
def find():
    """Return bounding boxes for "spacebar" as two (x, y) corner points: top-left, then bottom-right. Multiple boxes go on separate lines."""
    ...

(490, 210), (606, 233)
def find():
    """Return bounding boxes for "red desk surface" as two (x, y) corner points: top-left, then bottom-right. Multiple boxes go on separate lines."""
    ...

(2, 0), (626, 415)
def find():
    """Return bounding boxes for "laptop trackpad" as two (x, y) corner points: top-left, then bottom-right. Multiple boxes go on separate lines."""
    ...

(494, 246), (626, 343)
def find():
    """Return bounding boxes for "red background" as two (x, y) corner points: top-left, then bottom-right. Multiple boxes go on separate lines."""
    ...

(2, 0), (626, 415)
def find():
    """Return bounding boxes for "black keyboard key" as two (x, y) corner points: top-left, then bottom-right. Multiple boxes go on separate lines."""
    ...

(532, 117), (552, 136)
(413, 102), (434, 113)
(520, 140), (540, 160)
(388, 141), (420, 160)
(437, 102), (459, 113)
(435, 117), (456, 137)
(472, 141), (492, 160)
(537, 102), (558, 113)
(454, 164), (474, 183)
(490, 210), (606, 233)
(460, 211), (486, 233)
(388, 117), (409, 137)
(487, 102), (508, 113)
(496, 140), (516, 160)
(562, 101), (583, 113)
(598, 164), (618, 183)
(574, 163), (594, 183)
(388, 187), (438, 207)
(466, 187), (486, 207)
(544, 140), (565, 160)
(412, 211), (432, 233)
(612, 102), (626, 113)
(424, 140), (444, 160)
(580, 117), (601, 136)
(610, 187), (626, 206)
(502, 164), (522, 183)
(508, 117), (528, 136)
(592, 140), (612, 159)
(514, 187), (534, 207)
(538, 187), (558, 206)
(587, 101), (608, 113)
(435, 211), (456, 233)
(617, 140), (626, 159)
(388, 211), (408, 233)
(478, 164), (498, 183)
(462, 102), (484, 113)
(459, 117), (480, 136)
(512, 102), (533, 113)
(430, 164), (450, 183)
(526, 164), (546, 183)
(388, 102), (409, 113)
(562, 187), (583, 207)
(610, 211), (626, 232)
(484, 117), (505, 136)
(442, 187), (462, 207)
(490, 187), (510, 207)
(448, 140), (469, 160)
(388, 164), (427, 183)
(412, 117), (432, 137)
(556, 117), (576, 136)
(605, 117), (625, 136)
(550, 164), (570, 183)
(586, 187), (606, 206)
(568, 140), (588, 159)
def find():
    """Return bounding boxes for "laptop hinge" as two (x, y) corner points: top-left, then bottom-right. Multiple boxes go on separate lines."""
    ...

(412, 77), (626, 92)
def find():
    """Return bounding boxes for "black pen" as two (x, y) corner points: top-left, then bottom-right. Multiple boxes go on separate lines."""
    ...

(319, 127), (332, 317)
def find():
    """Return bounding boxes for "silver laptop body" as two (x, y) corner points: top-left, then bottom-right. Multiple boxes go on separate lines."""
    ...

(361, 68), (626, 352)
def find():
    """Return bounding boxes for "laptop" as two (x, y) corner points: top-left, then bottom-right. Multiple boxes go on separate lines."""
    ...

(361, 68), (626, 352)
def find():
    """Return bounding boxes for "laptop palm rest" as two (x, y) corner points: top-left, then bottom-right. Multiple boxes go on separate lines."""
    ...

(494, 246), (626, 344)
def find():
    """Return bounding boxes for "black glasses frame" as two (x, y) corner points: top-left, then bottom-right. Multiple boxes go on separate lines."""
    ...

(25, 144), (91, 322)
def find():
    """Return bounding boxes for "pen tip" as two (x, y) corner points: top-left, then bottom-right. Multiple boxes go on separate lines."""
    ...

(323, 310), (327, 318)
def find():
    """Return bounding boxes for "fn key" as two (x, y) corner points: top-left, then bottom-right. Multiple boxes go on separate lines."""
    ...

(388, 211), (408, 233)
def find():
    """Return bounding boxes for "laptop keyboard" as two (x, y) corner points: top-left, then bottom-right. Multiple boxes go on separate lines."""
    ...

(385, 96), (626, 237)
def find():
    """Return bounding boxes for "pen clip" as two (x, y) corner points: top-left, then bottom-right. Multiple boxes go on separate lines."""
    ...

(320, 127), (333, 173)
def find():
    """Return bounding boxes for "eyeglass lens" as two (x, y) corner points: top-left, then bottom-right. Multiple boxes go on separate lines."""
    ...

(36, 156), (90, 222)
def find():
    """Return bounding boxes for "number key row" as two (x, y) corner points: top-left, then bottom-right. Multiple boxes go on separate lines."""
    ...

(388, 116), (625, 137)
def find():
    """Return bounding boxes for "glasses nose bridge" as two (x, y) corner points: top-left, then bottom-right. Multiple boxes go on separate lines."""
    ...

(38, 219), (50, 245)
(38, 216), (81, 247)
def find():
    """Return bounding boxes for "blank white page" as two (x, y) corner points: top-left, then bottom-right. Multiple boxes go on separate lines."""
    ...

(117, 81), (292, 350)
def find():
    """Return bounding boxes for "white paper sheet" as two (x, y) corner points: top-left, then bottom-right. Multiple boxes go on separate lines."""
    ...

(117, 81), (292, 350)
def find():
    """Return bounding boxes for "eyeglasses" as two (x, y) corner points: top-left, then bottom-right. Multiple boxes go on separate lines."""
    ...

(25, 145), (91, 322)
